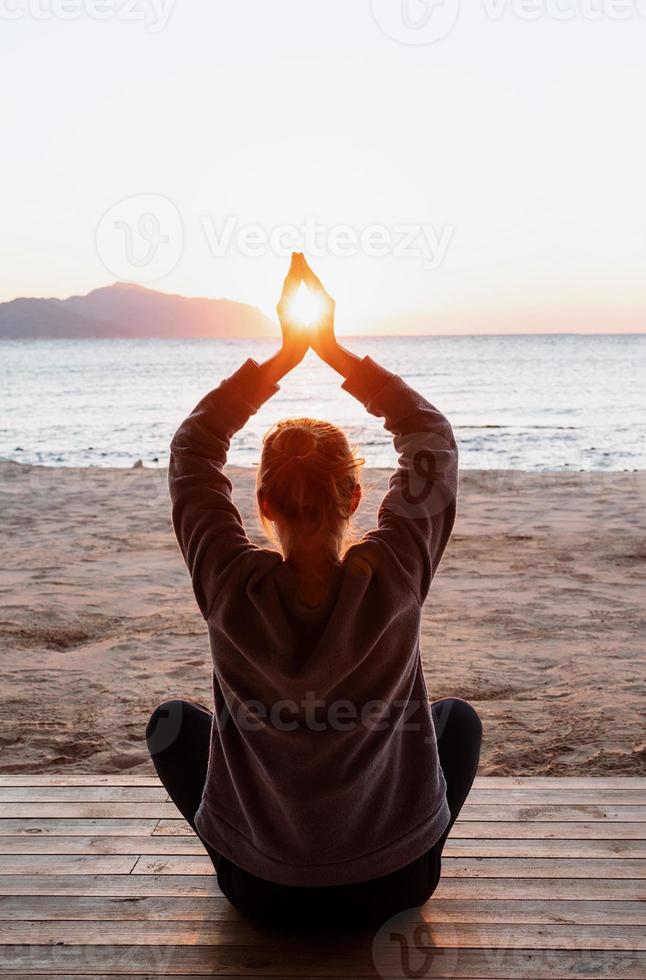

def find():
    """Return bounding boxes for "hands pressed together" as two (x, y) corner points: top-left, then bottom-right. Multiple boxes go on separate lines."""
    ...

(276, 252), (336, 363)
(262, 254), (360, 386)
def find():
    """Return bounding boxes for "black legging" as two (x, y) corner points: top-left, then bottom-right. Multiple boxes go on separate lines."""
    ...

(146, 696), (482, 926)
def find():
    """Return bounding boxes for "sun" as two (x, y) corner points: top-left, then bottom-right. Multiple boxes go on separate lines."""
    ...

(287, 283), (326, 330)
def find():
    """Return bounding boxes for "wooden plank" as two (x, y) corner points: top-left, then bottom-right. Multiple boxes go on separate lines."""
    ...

(0, 803), (179, 819)
(1, 918), (645, 951)
(0, 819), (160, 837)
(0, 971), (641, 980)
(467, 790), (646, 804)
(1, 895), (644, 926)
(2, 786), (644, 804)
(0, 972), (630, 980)
(0, 836), (204, 855)
(461, 805), (646, 821)
(472, 777), (646, 789)
(151, 817), (646, 841)
(0, 874), (223, 898)
(2, 786), (644, 805)
(0, 945), (643, 978)
(131, 854), (217, 875)
(1, 835), (644, 859)
(0, 973), (640, 980)
(443, 839), (646, 858)
(0, 855), (138, 875)
(0, 773), (641, 785)
(440, 857), (646, 880)
(0, 774), (642, 792)
(0, 873), (642, 901)
(0, 895), (241, 922)
(450, 821), (646, 840)
(0, 776), (160, 787)
(130, 853), (646, 879)
(4, 801), (646, 820)
(434, 877), (646, 901)
(153, 818), (193, 836)
(0, 787), (166, 803)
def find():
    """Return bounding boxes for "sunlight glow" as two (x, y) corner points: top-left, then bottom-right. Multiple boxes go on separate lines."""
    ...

(287, 283), (327, 330)
(2, 6), (645, 333)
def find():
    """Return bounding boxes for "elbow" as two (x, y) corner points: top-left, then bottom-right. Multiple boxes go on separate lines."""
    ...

(439, 409), (456, 447)
(440, 412), (458, 458)
(450, 425), (458, 457)
(448, 427), (459, 477)
(169, 417), (190, 457)
(437, 418), (458, 484)
(436, 413), (458, 457)
(168, 427), (189, 481)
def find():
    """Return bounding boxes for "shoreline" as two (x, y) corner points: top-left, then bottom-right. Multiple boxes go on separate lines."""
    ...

(1, 462), (644, 776)
(3, 458), (645, 477)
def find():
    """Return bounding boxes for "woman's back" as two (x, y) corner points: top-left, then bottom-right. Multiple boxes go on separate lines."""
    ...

(195, 533), (449, 885)
(169, 349), (457, 886)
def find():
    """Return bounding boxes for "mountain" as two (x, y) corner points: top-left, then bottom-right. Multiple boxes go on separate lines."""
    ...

(0, 283), (276, 339)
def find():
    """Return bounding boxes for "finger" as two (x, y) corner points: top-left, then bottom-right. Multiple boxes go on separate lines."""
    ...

(279, 255), (301, 304)
(286, 253), (308, 290)
(299, 256), (328, 298)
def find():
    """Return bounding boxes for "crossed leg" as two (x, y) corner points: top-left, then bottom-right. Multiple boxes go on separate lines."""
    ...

(145, 699), (219, 867)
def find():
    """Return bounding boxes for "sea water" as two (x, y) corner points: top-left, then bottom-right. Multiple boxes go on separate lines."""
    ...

(1, 334), (644, 471)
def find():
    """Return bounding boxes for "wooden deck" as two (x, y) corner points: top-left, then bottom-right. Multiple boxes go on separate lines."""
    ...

(0, 775), (643, 978)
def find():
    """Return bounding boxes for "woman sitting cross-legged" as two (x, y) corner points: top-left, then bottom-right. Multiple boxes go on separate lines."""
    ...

(146, 253), (482, 927)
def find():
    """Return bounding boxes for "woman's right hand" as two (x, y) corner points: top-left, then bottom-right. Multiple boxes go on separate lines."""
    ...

(301, 257), (361, 380)
(299, 257), (337, 360)
(275, 253), (310, 371)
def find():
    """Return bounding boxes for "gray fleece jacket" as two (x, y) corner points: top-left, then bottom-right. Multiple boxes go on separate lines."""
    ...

(169, 354), (458, 886)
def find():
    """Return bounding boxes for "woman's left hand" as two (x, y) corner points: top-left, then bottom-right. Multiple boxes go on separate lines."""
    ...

(276, 253), (309, 369)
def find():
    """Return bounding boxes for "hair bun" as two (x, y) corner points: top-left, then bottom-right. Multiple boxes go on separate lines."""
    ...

(258, 417), (364, 555)
(273, 426), (317, 460)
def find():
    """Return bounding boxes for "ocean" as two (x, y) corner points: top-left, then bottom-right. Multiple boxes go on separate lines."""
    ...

(1, 335), (644, 471)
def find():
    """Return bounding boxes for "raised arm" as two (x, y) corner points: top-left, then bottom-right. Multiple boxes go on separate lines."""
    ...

(303, 258), (458, 603)
(169, 255), (308, 618)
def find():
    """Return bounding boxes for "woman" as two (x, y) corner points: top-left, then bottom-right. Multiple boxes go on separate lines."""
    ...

(146, 253), (482, 927)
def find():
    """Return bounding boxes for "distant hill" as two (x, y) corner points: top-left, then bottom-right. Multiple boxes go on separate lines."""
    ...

(0, 283), (276, 339)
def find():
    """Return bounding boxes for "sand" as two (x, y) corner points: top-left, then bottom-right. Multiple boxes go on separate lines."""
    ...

(0, 461), (644, 776)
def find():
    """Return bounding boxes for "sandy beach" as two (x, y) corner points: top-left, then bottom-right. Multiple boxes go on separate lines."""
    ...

(0, 460), (644, 776)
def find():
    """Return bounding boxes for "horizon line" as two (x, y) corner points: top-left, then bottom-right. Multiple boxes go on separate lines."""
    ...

(1, 283), (644, 338)
(1, 331), (645, 340)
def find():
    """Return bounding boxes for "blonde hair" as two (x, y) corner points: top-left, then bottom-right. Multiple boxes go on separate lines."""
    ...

(257, 418), (364, 559)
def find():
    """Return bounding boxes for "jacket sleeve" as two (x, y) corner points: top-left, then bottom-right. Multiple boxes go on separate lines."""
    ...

(168, 358), (280, 619)
(342, 356), (458, 604)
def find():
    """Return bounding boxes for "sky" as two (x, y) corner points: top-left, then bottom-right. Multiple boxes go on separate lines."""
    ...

(1, 0), (645, 335)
